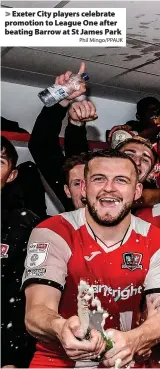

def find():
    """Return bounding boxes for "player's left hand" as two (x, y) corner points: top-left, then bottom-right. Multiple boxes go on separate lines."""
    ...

(69, 100), (97, 123)
(102, 329), (139, 368)
(58, 316), (106, 361)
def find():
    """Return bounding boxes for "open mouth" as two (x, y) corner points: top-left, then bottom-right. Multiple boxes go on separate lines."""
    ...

(98, 197), (121, 207)
(81, 197), (87, 205)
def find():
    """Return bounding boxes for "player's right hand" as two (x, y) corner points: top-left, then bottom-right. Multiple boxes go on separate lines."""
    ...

(57, 315), (106, 361)
(69, 100), (98, 123)
(55, 62), (87, 107)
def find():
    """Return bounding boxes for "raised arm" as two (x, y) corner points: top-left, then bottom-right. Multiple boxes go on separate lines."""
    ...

(29, 63), (87, 210)
(29, 103), (69, 209)
(64, 100), (97, 158)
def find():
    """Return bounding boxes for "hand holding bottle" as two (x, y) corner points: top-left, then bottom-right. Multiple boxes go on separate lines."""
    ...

(38, 62), (89, 107)
(56, 62), (87, 106)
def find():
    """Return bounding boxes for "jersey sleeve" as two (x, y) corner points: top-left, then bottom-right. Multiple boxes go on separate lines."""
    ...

(21, 226), (72, 291)
(144, 249), (160, 294)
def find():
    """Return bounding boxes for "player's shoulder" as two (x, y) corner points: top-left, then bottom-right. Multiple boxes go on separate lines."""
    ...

(132, 211), (160, 231)
(132, 215), (160, 244)
(35, 208), (85, 233)
(132, 214), (151, 236)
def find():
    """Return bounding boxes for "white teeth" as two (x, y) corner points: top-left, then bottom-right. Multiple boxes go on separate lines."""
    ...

(100, 198), (119, 203)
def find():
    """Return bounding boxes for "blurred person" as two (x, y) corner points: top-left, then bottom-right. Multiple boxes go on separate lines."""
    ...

(116, 136), (157, 184)
(106, 96), (160, 144)
(113, 136), (160, 228)
(1, 136), (40, 367)
(1, 114), (47, 219)
(22, 150), (160, 368)
(1, 135), (18, 189)
(1, 136), (47, 219)
(63, 153), (89, 209)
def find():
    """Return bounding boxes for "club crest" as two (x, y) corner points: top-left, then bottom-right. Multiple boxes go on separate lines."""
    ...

(1, 244), (9, 258)
(122, 252), (142, 271)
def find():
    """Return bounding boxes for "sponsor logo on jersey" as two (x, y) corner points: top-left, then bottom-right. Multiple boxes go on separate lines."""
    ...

(0, 244), (9, 258)
(25, 268), (46, 278)
(31, 254), (39, 262)
(91, 283), (142, 301)
(84, 251), (101, 261)
(121, 252), (143, 271)
(26, 242), (50, 268)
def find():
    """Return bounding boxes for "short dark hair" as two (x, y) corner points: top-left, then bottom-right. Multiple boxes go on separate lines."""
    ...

(137, 97), (160, 118)
(1, 135), (18, 169)
(116, 137), (158, 169)
(84, 149), (139, 180)
(63, 152), (89, 185)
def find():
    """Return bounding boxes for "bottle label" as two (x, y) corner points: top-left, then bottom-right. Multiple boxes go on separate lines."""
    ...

(48, 84), (69, 102)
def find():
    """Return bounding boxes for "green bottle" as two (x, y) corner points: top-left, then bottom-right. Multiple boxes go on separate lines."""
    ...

(85, 330), (113, 362)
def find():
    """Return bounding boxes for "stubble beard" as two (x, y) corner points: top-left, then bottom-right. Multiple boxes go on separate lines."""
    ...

(86, 197), (133, 227)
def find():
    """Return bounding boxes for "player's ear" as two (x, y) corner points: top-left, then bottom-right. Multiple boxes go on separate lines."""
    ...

(6, 169), (18, 184)
(81, 180), (86, 199)
(64, 184), (71, 199)
(134, 182), (143, 201)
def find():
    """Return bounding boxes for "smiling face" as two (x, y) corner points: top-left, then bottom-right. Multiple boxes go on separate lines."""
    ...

(119, 142), (155, 183)
(81, 157), (142, 226)
(64, 164), (86, 209)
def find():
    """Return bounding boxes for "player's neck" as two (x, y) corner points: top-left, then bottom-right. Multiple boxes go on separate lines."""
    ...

(85, 208), (131, 247)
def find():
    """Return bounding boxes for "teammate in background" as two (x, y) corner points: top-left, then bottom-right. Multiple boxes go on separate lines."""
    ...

(29, 62), (97, 211)
(112, 136), (160, 228)
(23, 150), (160, 368)
(62, 153), (88, 209)
(1, 136), (40, 367)
(106, 96), (160, 144)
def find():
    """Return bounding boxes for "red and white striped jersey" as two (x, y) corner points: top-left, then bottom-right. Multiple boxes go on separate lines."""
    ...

(22, 208), (160, 368)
